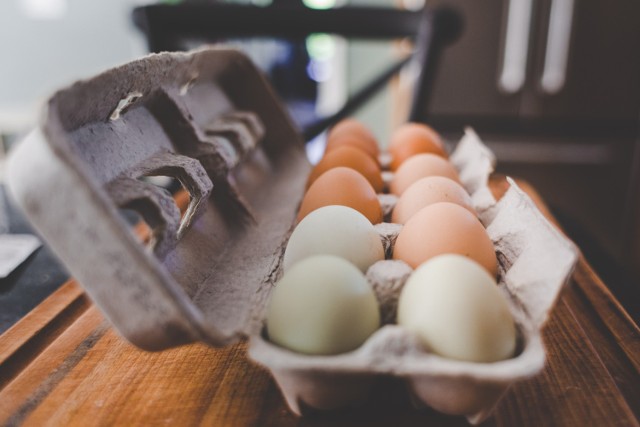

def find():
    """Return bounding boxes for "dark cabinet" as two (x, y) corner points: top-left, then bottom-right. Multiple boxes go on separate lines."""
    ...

(523, 0), (640, 122)
(427, 0), (521, 119)
(428, 0), (640, 126)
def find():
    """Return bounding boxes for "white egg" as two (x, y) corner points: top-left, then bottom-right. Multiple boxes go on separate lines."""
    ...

(284, 205), (385, 272)
(397, 254), (516, 363)
(267, 255), (380, 355)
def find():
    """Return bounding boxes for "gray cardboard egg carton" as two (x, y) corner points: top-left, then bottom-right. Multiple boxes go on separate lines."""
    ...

(7, 49), (578, 424)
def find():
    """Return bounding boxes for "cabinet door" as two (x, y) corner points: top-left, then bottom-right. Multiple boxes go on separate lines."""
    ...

(426, 0), (521, 119)
(522, 0), (640, 121)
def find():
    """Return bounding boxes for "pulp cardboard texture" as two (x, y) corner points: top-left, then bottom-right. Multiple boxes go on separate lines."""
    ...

(7, 48), (578, 424)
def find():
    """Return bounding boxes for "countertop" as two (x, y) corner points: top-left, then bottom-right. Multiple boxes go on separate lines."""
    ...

(0, 178), (638, 427)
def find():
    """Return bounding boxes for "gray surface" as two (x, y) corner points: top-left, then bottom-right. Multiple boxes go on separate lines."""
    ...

(0, 186), (69, 334)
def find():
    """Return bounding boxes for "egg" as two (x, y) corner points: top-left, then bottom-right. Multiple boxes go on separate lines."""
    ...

(284, 205), (385, 273)
(306, 146), (383, 193)
(397, 254), (516, 363)
(267, 255), (380, 355)
(391, 176), (475, 224)
(389, 123), (446, 171)
(390, 153), (460, 195)
(393, 202), (498, 276)
(325, 135), (380, 164)
(298, 167), (383, 224)
(326, 119), (379, 159)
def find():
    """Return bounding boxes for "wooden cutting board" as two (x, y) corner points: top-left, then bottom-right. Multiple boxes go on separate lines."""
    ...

(1, 179), (638, 427)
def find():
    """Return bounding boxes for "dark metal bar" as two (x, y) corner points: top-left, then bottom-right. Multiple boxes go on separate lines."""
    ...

(302, 55), (412, 141)
(133, 4), (422, 46)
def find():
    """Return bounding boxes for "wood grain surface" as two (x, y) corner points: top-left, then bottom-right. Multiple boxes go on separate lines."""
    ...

(0, 179), (638, 427)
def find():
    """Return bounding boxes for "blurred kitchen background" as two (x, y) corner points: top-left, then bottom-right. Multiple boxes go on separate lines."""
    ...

(0, 0), (638, 325)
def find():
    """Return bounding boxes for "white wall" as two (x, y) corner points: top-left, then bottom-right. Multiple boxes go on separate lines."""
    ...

(0, 0), (146, 132)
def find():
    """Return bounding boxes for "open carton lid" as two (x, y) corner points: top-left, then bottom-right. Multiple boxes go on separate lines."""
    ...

(8, 48), (312, 350)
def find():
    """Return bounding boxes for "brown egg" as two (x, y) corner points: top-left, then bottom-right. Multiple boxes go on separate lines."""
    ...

(327, 119), (378, 154)
(389, 123), (446, 171)
(390, 153), (460, 195)
(392, 176), (475, 224)
(298, 167), (383, 224)
(306, 146), (383, 193)
(393, 202), (497, 277)
(325, 135), (380, 163)
(325, 119), (379, 162)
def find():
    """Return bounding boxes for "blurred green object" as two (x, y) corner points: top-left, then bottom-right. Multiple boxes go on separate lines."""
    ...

(160, 0), (183, 5)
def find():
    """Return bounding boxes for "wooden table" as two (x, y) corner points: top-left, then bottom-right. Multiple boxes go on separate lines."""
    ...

(1, 179), (638, 427)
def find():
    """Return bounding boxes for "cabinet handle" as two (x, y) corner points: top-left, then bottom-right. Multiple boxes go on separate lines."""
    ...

(541, 0), (575, 94)
(499, 0), (534, 93)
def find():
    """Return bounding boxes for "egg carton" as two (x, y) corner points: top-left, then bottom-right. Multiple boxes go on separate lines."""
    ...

(249, 129), (578, 423)
(7, 48), (578, 424)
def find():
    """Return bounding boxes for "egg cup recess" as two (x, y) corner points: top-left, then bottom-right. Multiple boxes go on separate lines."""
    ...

(250, 127), (578, 423)
(7, 50), (578, 426)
